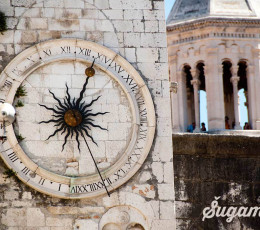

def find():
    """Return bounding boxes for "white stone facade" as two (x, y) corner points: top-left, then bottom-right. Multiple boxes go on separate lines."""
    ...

(167, 0), (260, 132)
(0, 0), (175, 229)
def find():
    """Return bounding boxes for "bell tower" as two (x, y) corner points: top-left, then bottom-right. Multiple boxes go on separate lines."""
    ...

(167, 0), (260, 132)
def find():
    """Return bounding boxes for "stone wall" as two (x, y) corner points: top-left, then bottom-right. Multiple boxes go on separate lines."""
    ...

(173, 133), (260, 230)
(0, 0), (175, 229)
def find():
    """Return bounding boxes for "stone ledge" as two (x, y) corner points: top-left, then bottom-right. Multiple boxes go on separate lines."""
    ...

(167, 17), (260, 32)
(172, 133), (260, 157)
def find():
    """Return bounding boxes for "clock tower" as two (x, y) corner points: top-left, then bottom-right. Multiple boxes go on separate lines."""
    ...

(0, 0), (175, 229)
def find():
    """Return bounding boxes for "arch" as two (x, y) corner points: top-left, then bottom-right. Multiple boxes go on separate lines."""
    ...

(238, 58), (250, 66)
(181, 64), (195, 131)
(221, 58), (234, 66)
(99, 205), (150, 230)
(196, 62), (205, 91)
(237, 60), (251, 129)
(193, 60), (205, 72)
(178, 62), (192, 72)
(195, 62), (207, 131)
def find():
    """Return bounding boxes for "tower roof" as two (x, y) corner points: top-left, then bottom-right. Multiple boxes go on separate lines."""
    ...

(167, 0), (259, 25)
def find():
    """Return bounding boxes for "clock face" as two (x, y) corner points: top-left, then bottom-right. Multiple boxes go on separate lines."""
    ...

(0, 39), (155, 199)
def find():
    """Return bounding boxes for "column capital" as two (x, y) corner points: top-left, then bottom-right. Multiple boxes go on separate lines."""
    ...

(218, 65), (223, 74)
(230, 76), (240, 84)
(247, 65), (254, 77)
(191, 79), (201, 86)
(203, 65), (208, 75)
(190, 69), (198, 79)
(231, 66), (239, 76)
(170, 81), (178, 93)
(176, 71), (183, 81)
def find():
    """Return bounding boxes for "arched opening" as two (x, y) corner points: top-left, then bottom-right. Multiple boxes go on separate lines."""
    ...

(182, 65), (195, 131)
(222, 61), (234, 129)
(238, 61), (250, 129)
(196, 62), (208, 131)
(127, 223), (145, 230)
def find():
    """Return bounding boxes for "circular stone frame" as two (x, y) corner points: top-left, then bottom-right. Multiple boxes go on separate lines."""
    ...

(0, 39), (156, 199)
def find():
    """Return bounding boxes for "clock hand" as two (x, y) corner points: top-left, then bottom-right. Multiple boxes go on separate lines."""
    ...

(81, 133), (110, 197)
(91, 58), (95, 68)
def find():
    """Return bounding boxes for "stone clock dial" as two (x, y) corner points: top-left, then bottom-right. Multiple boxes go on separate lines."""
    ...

(0, 39), (155, 199)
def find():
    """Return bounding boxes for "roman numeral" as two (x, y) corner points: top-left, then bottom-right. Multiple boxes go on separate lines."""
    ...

(43, 49), (51, 56)
(8, 152), (18, 162)
(71, 185), (89, 193)
(114, 169), (125, 180)
(136, 95), (145, 107)
(21, 166), (30, 175)
(89, 182), (104, 192)
(78, 48), (91, 56)
(132, 152), (141, 161)
(125, 156), (135, 168)
(140, 108), (147, 118)
(38, 178), (45, 185)
(61, 46), (71, 54)
(26, 56), (35, 63)
(4, 80), (12, 87)
(11, 67), (22, 76)
(109, 62), (125, 73)
(96, 53), (111, 64)
(96, 53), (103, 59)
(58, 184), (61, 191)
(138, 127), (147, 141)
(105, 178), (112, 185)
(121, 75), (138, 91)
(134, 147), (143, 152)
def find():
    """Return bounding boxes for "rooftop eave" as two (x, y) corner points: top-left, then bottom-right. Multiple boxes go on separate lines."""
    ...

(167, 16), (260, 32)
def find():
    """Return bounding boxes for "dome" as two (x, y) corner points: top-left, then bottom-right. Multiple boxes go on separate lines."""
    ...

(167, 0), (259, 25)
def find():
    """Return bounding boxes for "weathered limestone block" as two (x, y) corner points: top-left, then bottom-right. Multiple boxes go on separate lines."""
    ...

(46, 217), (73, 227)
(158, 184), (175, 200)
(2, 208), (27, 227)
(27, 208), (45, 226)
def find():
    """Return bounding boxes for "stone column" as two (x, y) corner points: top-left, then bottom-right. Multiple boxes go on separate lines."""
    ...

(244, 90), (249, 125)
(190, 70), (201, 132)
(177, 70), (188, 131)
(230, 67), (242, 130)
(205, 48), (225, 130)
(246, 65), (256, 129)
(169, 60), (181, 132)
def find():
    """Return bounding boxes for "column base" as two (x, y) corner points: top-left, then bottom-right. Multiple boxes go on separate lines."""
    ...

(234, 125), (242, 130)
(256, 121), (260, 130)
(194, 127), (201, 133)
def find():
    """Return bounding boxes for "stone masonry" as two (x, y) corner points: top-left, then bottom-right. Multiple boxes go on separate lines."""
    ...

(0, 0), (175, 229)
(173, 134), (260, 230)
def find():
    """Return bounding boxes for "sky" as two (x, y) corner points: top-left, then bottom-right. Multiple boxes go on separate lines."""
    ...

(165, 0), (175, 19)
(163, 0), (248, 130)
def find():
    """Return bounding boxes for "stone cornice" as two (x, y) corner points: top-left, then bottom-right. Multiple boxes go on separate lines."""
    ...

(167, 17), (260, 32)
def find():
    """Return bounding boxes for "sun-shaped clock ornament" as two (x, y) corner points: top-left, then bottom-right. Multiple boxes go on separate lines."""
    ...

(39, 60), (111, 196)
(39, 60), (108, 151)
